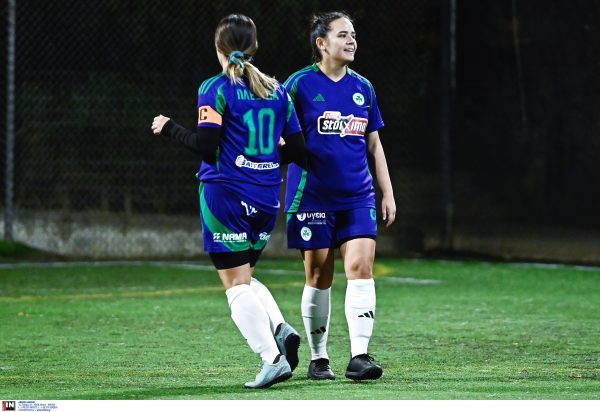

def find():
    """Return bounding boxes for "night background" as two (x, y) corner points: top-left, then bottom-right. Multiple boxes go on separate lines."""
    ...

(1, 0), (599, 263)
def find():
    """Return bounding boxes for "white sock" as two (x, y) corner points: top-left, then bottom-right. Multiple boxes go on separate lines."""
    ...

(225, 284), (280, 363)
(345, 278), (376, 357)
(301, 284), (331, 360)
(249, 277), (285, 334)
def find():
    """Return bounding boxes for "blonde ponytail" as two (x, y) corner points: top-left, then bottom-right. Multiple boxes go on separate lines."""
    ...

(244, 61), (278, 99)
(224, 53), (278, 99)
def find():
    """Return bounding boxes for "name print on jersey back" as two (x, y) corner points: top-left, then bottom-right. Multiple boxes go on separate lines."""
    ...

(236, 88), (280, 101)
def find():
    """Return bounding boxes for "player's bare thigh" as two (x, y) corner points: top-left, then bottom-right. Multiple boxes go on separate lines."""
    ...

(218, 263), (253, 289)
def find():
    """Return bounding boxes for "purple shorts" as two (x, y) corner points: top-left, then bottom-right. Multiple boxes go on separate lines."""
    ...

(286, 208), (377, 249)
(199, 183), (276, 253)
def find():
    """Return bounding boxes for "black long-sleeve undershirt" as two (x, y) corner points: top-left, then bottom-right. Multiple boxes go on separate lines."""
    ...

(160, 120), (220, 161)
(279, 131), (308, 169)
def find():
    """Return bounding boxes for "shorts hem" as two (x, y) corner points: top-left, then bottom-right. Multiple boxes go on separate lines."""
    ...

(335, 234), (377, 248)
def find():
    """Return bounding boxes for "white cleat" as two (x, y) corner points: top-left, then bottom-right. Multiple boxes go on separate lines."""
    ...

(244, 355), (292, 389)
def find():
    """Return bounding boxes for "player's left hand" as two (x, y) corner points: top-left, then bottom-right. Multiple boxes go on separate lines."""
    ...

(381, 194), (396, 227)
(151, 115), (170, 135)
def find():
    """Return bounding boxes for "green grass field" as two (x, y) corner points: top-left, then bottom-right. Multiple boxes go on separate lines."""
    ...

(1, 257), (599, 400)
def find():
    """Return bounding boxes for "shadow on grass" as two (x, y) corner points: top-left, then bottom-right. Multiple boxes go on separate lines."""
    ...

(65, 376), (395, 400)
(69, 379), (323, 400)
(71, 384), (249, 399)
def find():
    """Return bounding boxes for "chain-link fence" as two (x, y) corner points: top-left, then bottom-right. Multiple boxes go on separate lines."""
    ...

(2, 0), (600, 262)
(449, 0), (600, 263)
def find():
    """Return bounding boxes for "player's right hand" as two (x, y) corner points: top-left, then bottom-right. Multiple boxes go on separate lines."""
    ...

(151, 115), (170, 135)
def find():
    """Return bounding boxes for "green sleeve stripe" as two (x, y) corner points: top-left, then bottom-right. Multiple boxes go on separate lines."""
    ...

(215, 84), (226, 115)
(368, 82), (375, 113)
(200, 74), (222, 94)
(199, 73), (225, 95)
(283, 65), (313, 86)
(286, 99), (294, 122)
(285, 74), (306, 102)
(287, 168), (307, 213)
(283, 65), (315, 101)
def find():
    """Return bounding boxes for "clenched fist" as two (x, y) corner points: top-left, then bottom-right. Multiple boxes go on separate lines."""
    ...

(151, 115), (170, 135)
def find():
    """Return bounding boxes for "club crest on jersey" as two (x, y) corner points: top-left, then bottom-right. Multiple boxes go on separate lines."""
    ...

(317, 111), (368, 137)
(352, 92), (365, 106)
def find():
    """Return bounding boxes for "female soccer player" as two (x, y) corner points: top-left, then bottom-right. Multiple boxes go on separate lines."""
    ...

(284, 12), (396, 381)
(151, 14), (306, 389)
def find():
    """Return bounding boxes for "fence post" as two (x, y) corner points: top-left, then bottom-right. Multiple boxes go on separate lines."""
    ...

(440, 0), (456, 250)
(4, 0), (16, 241)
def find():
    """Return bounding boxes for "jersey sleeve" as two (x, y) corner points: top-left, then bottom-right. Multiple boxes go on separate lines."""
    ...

(197, 77), (226, 129)
(366, 83), (384, 133)
(283, 74), (300, 103)
(283, 90), (302, 137)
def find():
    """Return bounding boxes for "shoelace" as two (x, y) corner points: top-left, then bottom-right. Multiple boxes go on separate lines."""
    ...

(358, 353), (377, 362)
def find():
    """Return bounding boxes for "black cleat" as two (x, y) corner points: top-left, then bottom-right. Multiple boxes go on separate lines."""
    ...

(345, 354), (383, 381)
(308, 358), (336, 380)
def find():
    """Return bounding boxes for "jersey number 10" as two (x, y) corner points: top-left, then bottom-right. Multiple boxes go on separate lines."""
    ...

(243, 108), (275, 156)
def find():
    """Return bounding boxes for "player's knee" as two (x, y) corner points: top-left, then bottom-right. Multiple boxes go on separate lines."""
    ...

(346, 258), (373, 279)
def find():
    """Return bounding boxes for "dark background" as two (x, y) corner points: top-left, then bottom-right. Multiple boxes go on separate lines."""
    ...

(1, 0), (599, 262)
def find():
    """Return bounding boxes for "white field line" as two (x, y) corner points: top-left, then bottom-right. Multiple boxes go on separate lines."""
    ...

(2, 258), (598, 272)
(378, 277), (441, 285)
(0, 260), (444, 284)
(0, 260), (304, 275)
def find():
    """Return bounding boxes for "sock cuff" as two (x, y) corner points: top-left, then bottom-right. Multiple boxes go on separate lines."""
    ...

(302, 284), (331, 315)
(303, 284), (331, 293)
(225, 283), (251, 305)
(303, 285), (331, 304)
(249, 277), (264, 288)
(346, 278), (376, 308)
(347, 278), (375, 289)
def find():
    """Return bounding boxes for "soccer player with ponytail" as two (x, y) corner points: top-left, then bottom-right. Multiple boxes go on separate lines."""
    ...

(151, 14), (306, 389)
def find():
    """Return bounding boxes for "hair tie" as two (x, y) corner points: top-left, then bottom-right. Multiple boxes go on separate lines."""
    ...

(228, 50), (245, 70)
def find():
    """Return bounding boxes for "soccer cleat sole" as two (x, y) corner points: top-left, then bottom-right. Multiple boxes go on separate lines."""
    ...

(308, 371), (336, 380)
(283, 333), (301, 371)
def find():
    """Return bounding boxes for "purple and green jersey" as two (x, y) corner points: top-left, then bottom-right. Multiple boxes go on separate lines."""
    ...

(283, 64), (384, 213)
(196, 73), (302, 212)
